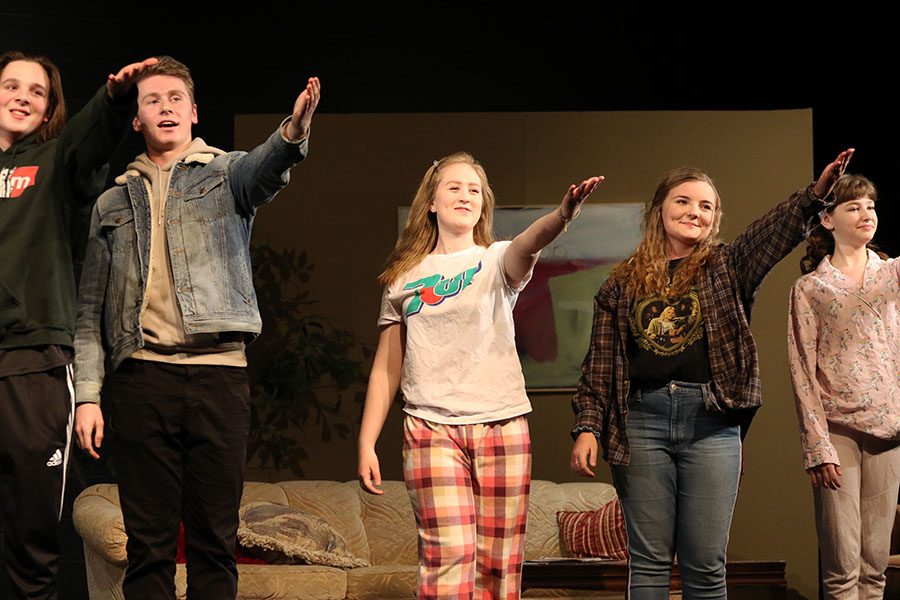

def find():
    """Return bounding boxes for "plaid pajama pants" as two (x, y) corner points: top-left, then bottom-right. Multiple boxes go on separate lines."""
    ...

(402, 415), (531, 600)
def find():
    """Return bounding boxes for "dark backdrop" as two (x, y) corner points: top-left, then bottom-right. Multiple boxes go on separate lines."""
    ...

(3, 7), (896, 254)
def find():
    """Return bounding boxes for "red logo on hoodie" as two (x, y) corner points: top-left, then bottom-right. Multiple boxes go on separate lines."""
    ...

(0, 166), (39, 199)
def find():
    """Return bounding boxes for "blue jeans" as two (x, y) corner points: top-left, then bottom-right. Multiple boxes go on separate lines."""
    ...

(611, 382), (741, 600)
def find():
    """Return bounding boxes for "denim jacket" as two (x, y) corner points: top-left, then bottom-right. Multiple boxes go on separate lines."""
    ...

(74, 123), (308, 404)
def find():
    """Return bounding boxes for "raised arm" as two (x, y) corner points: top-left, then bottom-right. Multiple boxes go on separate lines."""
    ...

(357, 322), (405, 495)
(728, 148), (854, 304)
(503, 176), (603, 287)
(59, 58), (158, 203)
(229, 77), (321, 212)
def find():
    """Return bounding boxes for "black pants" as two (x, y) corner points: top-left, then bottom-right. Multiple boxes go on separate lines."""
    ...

(0, 366), (72, 600)
(108, 360), (250, 600)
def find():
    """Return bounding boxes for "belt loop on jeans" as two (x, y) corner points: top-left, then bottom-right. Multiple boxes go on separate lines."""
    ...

(632, 387), (642, 403)
(699, 381), (717, 411)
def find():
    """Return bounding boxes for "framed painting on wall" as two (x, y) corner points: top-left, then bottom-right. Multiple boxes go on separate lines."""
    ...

(399, 203), (642, 391)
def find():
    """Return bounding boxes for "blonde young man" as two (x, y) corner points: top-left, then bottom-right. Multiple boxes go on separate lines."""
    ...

(73, 56), (320, 599)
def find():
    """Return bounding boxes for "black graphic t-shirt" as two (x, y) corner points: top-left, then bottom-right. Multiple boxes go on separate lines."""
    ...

(626, 260), (712, 387)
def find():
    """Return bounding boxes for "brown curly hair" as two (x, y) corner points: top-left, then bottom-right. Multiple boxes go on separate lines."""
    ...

(609, 167), (724, 299)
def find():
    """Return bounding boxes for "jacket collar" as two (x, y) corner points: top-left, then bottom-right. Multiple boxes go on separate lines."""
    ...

(114, 137), (225, 185)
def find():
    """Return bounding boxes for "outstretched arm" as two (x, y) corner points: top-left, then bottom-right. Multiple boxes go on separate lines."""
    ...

(230, 77), (322, 211)
(728, 148), (854, 301)
(357, 323), (405, 495)
(504, 176), (603, 286)
(61, 57), (158, 204)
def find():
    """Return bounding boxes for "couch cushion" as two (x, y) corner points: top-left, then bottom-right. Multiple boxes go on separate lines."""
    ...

(175, 564), (348, 600)
(357, 481), (418, 566)
(525, 481), (618, 560)
(344, 564), (417, 599)
(271, 481), (373, 563)
(239, 502), (369, 568)
(73, 484), (128, 566)
(557, 498), (628, 560)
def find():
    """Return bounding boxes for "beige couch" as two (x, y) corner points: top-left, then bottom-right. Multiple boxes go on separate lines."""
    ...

(74, 479), (620, 600)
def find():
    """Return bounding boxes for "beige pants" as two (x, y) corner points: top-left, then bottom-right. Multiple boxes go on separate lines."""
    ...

(814, 423), (900, 600)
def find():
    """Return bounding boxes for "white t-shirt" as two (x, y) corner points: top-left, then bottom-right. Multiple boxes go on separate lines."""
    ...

(378, 241), (533, 424)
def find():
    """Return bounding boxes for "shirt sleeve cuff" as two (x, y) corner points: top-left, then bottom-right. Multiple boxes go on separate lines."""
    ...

(74, 382), (103, 406)
(279, 116), (310, 145)
(804, 443), (840, 470)
(570, 425), (602, 442)
(801, 182), (826, 208)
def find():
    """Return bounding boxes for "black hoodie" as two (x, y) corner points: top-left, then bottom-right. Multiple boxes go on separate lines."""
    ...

(0, 85), (134, 350)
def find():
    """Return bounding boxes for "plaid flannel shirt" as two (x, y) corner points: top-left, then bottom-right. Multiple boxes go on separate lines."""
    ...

(572, 184), (823, 465)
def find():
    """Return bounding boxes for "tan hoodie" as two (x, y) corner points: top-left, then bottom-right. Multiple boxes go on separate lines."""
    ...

(124, 138), (246, 367)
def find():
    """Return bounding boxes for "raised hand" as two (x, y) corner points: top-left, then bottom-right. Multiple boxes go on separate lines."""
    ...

(285, 77), (321, 141)
(560, 176), (604, 223)
(813, 148), (854, 200)
(106, 57), (159, 99)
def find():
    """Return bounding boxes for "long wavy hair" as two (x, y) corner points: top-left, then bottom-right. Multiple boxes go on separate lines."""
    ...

(800, 174), (882, 274)
(610, 167), (724, 299)
(378, 152), (496, 286)
(0, 51), (67, 143)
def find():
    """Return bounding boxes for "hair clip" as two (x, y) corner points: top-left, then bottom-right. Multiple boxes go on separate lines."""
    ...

(432, 160), (439, 168)
(803, 214), (823, 239)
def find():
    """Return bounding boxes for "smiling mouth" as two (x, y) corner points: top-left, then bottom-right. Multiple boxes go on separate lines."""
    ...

(9, 109), (30, 118)
(158, 120), (178, 128)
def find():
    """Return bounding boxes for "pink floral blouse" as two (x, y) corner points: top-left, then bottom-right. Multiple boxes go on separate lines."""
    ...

(787, 250), (900, 469)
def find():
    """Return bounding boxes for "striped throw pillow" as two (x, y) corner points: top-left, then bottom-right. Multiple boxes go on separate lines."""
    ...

(557, 497), (628, 560)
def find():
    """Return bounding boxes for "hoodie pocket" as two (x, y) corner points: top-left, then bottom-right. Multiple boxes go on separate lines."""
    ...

(0, 276), (24, 337)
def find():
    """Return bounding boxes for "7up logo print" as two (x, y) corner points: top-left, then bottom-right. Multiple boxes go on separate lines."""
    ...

(404, 262), (482, 317)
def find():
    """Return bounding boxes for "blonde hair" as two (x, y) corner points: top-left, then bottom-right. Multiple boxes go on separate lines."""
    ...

(610, 167), (723, 298)
(378, 152), (496, 286)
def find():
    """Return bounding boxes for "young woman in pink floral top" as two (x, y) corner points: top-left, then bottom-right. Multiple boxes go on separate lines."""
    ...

(788, 173), (900, 599)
